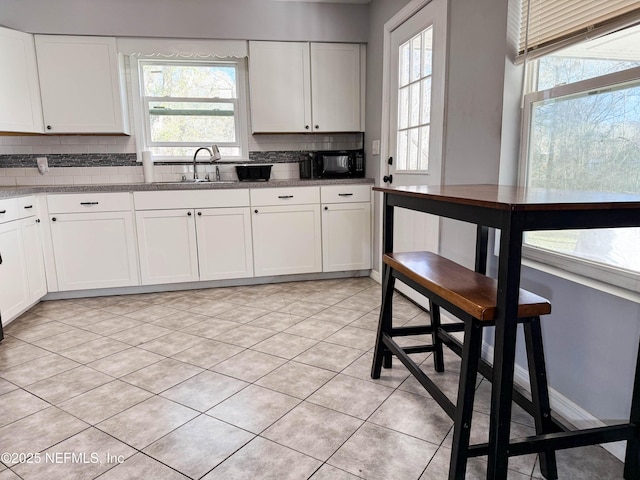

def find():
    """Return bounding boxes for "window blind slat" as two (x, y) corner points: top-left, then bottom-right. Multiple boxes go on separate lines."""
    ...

(518, 0), (640, 59)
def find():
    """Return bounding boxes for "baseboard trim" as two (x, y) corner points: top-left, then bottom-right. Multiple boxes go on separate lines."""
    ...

(370, 269), (382, 283)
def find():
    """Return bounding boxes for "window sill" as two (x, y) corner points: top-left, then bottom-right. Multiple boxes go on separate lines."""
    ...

(522, 256), (640, 304)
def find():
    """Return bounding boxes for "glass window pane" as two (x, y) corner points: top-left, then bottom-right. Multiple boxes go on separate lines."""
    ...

(149, 101), (236, 143)
(419, 125), (430, 170)
(525, 80), (640, 273)
(423, 27), (433, 77)
(143, 63), (237, 98)
(411, 35), (421, 82)
(410, 83), (421, 127)
(421, 78), (432, 123)
(397, 130), (408, 170)
(150, 146), (240, 158)
(398, 87), (409, 130)
(399, 42), (410, 87)
(408, 128), (419, 170)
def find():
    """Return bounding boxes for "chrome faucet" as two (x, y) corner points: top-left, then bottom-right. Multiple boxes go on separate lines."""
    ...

(192, 147), (213, 181)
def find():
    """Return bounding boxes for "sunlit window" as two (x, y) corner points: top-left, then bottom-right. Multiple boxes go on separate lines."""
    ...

(138, 60), (247, 160)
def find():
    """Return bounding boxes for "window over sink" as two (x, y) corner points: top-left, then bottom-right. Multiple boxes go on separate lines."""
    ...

(132, 58), (249, 161)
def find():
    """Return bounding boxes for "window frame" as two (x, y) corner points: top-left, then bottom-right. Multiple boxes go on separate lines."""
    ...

(519, 62), (640, 293)
(130, 56), (249, 162)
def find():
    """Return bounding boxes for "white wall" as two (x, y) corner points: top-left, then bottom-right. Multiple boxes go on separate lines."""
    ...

(0, 0), (369, 42)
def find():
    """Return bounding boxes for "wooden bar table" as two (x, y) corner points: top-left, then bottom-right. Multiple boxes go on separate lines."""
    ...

(373, 184), (640, 480)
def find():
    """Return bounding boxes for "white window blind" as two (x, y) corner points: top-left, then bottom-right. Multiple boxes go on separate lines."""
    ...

(518, 0), (640, 61)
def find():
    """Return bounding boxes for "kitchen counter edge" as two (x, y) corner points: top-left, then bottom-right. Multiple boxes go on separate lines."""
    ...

(0, 178), (375, 199)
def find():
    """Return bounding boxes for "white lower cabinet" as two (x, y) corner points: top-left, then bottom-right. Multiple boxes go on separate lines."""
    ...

(322, 202), (371, 272)
(21, 216), (47, 302)
(133, 190), (253, 285)
(0, 219), (30, 322)
(136, 209), (199, 285)
(0, 196), (47, 324)
(46, 192), (140, 291)
(321, 184), (372, 272)
(196, 208), (253, 281)
(252, 203), (322, 277)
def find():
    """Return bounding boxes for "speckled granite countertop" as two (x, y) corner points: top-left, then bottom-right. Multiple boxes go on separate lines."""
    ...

(0, 178), (375, 199)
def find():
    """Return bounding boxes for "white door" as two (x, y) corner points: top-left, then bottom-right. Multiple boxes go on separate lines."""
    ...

(196, 207), (254, 281)
(381, 0), (447, 302)
(135, 209), (199, 285)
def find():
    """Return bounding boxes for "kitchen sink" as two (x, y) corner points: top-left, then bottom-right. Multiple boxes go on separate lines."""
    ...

(154, 180), (236, 185)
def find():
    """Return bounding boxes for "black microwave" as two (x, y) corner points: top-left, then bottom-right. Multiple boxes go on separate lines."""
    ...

(301, 150), (365, 179)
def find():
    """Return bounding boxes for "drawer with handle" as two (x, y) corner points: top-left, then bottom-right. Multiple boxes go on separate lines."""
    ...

(0, 198), (19, 224)
(47, 192), (132, 213)
(17, 195), (37, 218)
(320, 184), (371, 204)
(250, 186), (320, 206)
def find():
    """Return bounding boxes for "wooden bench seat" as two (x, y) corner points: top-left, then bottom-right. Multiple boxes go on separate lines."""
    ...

(383, 251), (551, 321)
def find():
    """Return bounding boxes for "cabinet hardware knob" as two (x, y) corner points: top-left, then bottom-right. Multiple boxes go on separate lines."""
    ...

(36, 219), (40, 223)
(52, 217), (57, 221)
(47, 125), (52, 130)
(315, 125), (319, 129)
(187, 211), (192, 216)
(254, 209), (259, 214)
(24, 205), (33, 209)
(197, 212), (202, 216)
(305, 125), (309, 130)
(324, 206), (328, 211)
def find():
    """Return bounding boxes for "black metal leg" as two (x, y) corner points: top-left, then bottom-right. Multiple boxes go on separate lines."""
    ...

(449, 320), (482, 480)
(372, 266), (395, 378)
(624, 335), (640, 479)
(430, 300), (445, 372)
(487, 217), (523, 480)
(524, 317), (558, 480)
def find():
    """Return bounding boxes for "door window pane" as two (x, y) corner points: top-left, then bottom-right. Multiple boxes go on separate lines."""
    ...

(396, 25), (434, 172)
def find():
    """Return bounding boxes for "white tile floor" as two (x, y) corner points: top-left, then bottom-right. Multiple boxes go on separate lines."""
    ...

(0, 278), (625, 479)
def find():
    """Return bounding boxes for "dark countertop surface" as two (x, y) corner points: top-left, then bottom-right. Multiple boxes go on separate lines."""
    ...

(0, 177), (375, 199)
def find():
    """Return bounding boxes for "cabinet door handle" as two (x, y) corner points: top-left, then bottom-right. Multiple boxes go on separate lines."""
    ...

(36, 219), (40, 223)
(0, 210), (6, 214)
(324, 206), (328, 211)
(47, 125), (52, 130)
(315, 125), (319, 129)
(0, 252), (2, 264)
(338, 193), (353, 197)
(52, 217), (57, 221)
(197, 212), (202, 216)
(80, 202), (99, 206)
(254, 209), (259, 214)
(305, 125), (309, 130)
(24, 205), (33, 209)
(278, 195), (294, 199)
(187, 211), (192, 216)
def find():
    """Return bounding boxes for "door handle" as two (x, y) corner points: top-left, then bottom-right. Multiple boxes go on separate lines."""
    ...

(383, 175), (393, 184)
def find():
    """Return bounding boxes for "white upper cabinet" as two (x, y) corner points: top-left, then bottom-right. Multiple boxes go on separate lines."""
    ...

(0, 26), (44, 133)
(34, 35), (130, 134)
(249, 41), (363, 133)
(249, 41), (311, 133)
(310, 43), (362, 133)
